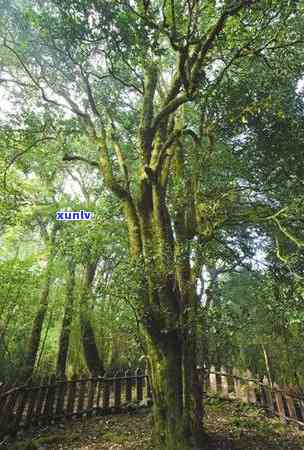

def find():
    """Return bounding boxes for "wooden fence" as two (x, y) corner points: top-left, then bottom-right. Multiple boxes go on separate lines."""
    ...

(0, 369), (149, 440)
(1, 366), (304, 441)
(201, 366), (304, 427)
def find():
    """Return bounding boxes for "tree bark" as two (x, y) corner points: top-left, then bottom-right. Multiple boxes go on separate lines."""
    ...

(80, 261), (104, 376)
(95, 134), (207, 447)
(80, 313), (104, 375)
(56, 260), (76, 377)
(21, 255), (53, 382)
(147, 324), (205, 449)
(21, 224), (59, 382)
(135, 185), (205, 449)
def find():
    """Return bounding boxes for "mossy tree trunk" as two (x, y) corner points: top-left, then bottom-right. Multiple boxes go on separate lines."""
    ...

(21, 226), (58, 382)
(120, 153), (205, 448)
(56, 259), (76, 378)
(147, 331), (204, 449)
(88, 62), (210, 448)
(80, 313), (104, 375)
(80, 260), (104, 376)
(21, 272), (52, 382)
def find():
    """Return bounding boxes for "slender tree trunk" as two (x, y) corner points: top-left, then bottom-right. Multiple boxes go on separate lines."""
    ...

(261, 343), (273, 388)
(80, 261), (104, 376)
(35, 308), (53, 374)
(21, 224), (59, 382)
(200, 310), (210, 372)
(56, 260), (76, 377)
(21, 258), (53, 382)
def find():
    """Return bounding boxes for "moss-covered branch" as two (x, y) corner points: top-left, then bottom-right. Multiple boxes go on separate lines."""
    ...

(139, 62), (159, 163)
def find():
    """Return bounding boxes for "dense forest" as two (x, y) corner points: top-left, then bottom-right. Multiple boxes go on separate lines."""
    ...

(0, 0), (304, 449)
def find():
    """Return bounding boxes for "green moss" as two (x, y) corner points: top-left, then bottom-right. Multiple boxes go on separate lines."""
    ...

(8, 431), (80, 450)
(102, 431), (130, 444)
(33, 434), (64, 446)
(230, 416), (258, 429)
(205, 397), (224, 411)
(229, 415), (273, 433)
(7, 439), (38, 450)
(33, 431), (79, 446)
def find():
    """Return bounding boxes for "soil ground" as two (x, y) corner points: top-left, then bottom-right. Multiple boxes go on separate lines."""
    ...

(5, 397), (304, 450)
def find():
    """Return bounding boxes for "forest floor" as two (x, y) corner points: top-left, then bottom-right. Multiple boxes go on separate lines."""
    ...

(6, 398), (304, 450)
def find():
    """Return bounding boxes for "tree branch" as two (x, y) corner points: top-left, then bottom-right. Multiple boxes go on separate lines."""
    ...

(3, 40), (74, 113)
(190, 0), (255, 91)
(62, 154), (99, 168)
(3, 137), (56, 190)
(139, 62), (159, 162)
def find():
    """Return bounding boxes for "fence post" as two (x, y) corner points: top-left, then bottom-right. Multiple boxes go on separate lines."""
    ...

(125, 370), (132, 402)
(12, 383), (30, 434)
(262, 376), (274, 414)
(284, 392), (297, 419)
(55, 375), (67, 420)
(145, 368), (152, 399)
(76, 375), (87, 417)
(209, 365), (217, 394)
(273, 383), (286, 418)
(0, 384), (19, 437)
(43, 375), (57, 423)
(238, 370), (248, 404)
(300, 400), (304, 421)
(254, 374), (263, 406)
(102, 375), (110, 410)
(0, 383), (6, 399)
(202, 366), (209, 394)
(33, 377), (47, 425)
(136, 368), (143, 402)
(66, 374), (77, 417)
(25, 382), (41, 429)
(114, 372), (122, 410)
(226, 368), (234, 397)
(246, 369), (257, 404)
(232, 368), (241, 400)
(220, 367), (229, 399)
(87, 376), (97, 417)
(95, 376), (103, 412)
(0, 384), (10, 416)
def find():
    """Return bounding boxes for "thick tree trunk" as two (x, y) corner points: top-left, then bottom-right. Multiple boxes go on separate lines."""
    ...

(80, 261), (104, 376)
(56, 260), (76, 377)
(131, 181), (206, 448)
(80, 312), (104, 375)
(147, 330), (205, 450)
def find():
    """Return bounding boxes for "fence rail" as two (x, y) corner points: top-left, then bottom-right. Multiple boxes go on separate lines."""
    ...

(1, 366), (303, 440)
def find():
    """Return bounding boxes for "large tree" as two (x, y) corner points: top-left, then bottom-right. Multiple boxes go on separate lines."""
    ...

(1, 0), (303, 448)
